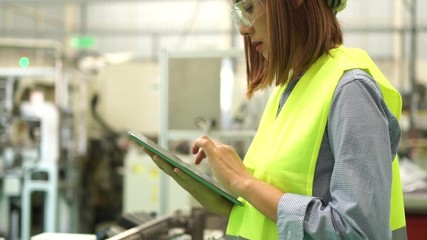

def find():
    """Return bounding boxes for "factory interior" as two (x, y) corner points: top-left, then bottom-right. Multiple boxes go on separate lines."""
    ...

(0, 0), (427, 239)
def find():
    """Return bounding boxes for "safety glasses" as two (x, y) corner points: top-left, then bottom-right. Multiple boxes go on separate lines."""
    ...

(231, 0), (265, 28)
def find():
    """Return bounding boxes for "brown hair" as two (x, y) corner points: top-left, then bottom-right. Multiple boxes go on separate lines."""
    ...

(244, 0), (343, 98)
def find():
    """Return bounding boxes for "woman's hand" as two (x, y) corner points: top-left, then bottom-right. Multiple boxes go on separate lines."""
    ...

(143, 148), (233, 216)
(192, 136), (284, 222)
(192, 136), (255, 197)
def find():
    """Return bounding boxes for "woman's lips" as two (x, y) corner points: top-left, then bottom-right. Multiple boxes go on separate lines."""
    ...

(253, 42), (263, 52)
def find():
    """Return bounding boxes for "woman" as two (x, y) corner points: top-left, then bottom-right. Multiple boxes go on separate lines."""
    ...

(147, 0), (407, 239)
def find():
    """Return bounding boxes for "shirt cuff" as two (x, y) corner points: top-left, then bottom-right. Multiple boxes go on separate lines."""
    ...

(277, 193), (314, 239)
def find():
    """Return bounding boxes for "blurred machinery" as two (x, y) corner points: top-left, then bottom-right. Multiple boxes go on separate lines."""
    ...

(78, 93), (127, 233)
(0, 37), (136, 240)
(97, 207), (227, 240)
(0, 38), (82, 240)
(400, 82), (427, 175)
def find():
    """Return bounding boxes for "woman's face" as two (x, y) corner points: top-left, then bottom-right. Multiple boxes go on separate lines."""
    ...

(232, 0), (268, 58)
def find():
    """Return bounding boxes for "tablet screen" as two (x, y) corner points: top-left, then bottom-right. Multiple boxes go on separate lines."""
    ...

(128, 131), (244, 206)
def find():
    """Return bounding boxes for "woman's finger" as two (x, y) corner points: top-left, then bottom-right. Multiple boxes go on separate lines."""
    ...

(173, 167), (191, 180)
(142, 147), (155, 159)
(192, 136), (215, 164)
(152, 155), (175, 175)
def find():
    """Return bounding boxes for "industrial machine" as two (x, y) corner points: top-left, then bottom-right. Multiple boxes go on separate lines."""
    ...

(97, 207), (227, 240)
(0, 38), (132, 238)
(0, 38), (82, 240)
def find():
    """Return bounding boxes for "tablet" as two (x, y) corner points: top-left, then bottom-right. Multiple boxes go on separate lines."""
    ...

(128, 131), (244, 206)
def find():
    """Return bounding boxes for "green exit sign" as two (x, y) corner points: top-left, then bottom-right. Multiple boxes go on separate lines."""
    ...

(70, 36), (96, 49)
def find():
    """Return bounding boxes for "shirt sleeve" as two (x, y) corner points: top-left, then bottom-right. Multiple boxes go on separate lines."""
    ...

(277, 71), (399, 239)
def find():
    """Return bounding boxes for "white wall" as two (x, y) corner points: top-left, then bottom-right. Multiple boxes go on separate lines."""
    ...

(93, 61), (161, 136)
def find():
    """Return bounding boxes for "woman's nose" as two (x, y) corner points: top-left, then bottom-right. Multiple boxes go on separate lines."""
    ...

(238, 24), (253, 36)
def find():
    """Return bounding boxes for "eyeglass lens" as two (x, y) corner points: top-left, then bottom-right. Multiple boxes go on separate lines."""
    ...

(231, 0), (264, 27)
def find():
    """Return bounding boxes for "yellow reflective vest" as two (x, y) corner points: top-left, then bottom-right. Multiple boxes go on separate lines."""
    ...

(226, 46), (406, 239)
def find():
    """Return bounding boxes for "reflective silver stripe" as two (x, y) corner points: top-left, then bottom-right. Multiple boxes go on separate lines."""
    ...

(226, 235), (250, 240)
(392, 226), (407, 240)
